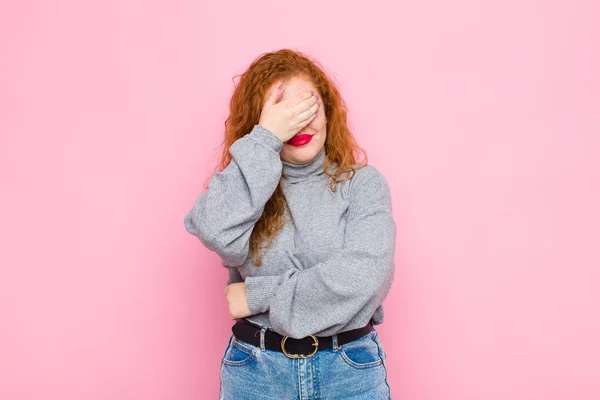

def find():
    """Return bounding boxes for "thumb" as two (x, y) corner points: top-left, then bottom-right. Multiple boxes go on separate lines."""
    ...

(264, 81), (285, 108)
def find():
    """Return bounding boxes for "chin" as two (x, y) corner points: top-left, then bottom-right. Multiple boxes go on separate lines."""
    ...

(282, 147), (319, 163)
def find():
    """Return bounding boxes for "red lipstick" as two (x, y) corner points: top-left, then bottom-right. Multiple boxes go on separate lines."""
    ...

(287, 134), (313, 146)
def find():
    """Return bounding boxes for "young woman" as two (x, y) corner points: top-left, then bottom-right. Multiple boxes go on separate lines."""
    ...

(184, 48), (396, 399)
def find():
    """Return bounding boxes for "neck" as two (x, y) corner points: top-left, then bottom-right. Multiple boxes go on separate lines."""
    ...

(281, 146), (327, 184)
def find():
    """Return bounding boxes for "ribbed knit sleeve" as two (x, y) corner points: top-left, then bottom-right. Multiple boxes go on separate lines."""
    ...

(244, 166), (396, 339)
(184, 125), (283, 267)
(226, 267), (244, 286)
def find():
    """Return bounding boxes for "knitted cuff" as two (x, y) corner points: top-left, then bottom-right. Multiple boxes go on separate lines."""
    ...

(246, 125), (284, 153)
(244, 275), (280, 315)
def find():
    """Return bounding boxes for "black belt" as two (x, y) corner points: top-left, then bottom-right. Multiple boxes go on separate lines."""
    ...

(231, 318), (374, 359)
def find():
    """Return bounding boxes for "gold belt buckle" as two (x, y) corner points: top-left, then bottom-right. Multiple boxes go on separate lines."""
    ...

(281, 334), (319, 358)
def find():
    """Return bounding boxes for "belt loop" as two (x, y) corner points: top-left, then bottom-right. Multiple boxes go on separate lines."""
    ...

(259, 327), (267, 351)
(332, 334), (339, 352)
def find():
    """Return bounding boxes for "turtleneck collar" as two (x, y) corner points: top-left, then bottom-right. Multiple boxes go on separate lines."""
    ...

(281, 146), (327, 184)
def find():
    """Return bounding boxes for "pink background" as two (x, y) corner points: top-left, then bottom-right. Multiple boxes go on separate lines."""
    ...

(1, 0), (599, 399)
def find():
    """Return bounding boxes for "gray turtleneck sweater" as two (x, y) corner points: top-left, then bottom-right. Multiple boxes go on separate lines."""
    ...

(184, 124), (396, 339)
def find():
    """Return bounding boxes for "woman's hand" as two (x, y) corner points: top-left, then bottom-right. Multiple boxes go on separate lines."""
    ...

(223, 282), (252, 319)
(258, 81), (321, 143)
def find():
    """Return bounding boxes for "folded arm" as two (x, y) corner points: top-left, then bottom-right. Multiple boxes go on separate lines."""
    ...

(244, 166), (396, 339)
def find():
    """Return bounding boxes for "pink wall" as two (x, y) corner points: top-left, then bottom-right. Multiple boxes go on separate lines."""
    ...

(1, 0), (599, 399)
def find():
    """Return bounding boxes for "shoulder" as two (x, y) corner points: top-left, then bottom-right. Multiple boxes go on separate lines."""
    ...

(349, 164), (390, 189)
(347, 164), (391, 200)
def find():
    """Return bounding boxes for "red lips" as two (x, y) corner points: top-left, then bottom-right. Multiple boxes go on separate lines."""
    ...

(287, 134), (313, 146)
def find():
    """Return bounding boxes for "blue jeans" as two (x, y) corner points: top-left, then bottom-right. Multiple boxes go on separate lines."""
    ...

(219, 326), (392, 399)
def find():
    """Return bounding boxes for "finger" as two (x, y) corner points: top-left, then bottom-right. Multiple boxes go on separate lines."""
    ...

(290, 91), (318, 114)
(297, 110), (318, 129)
(296, 101), (320, 125)
(288, 91), (315, 108)
(264, 81), (286, 107)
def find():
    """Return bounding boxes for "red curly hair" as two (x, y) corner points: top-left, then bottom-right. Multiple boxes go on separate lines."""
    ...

(204, 48), (368, 267)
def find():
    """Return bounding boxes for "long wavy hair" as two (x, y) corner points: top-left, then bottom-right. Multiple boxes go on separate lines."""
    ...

(203, 49), (368, 267)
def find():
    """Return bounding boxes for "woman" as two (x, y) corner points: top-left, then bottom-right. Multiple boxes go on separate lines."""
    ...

(184, 49), (396, 399)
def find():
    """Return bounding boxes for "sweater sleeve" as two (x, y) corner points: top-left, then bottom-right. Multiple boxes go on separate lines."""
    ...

(184, 125), (284, 267)
(244, 166), (396, 339)
(226, 266), (244, 286)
